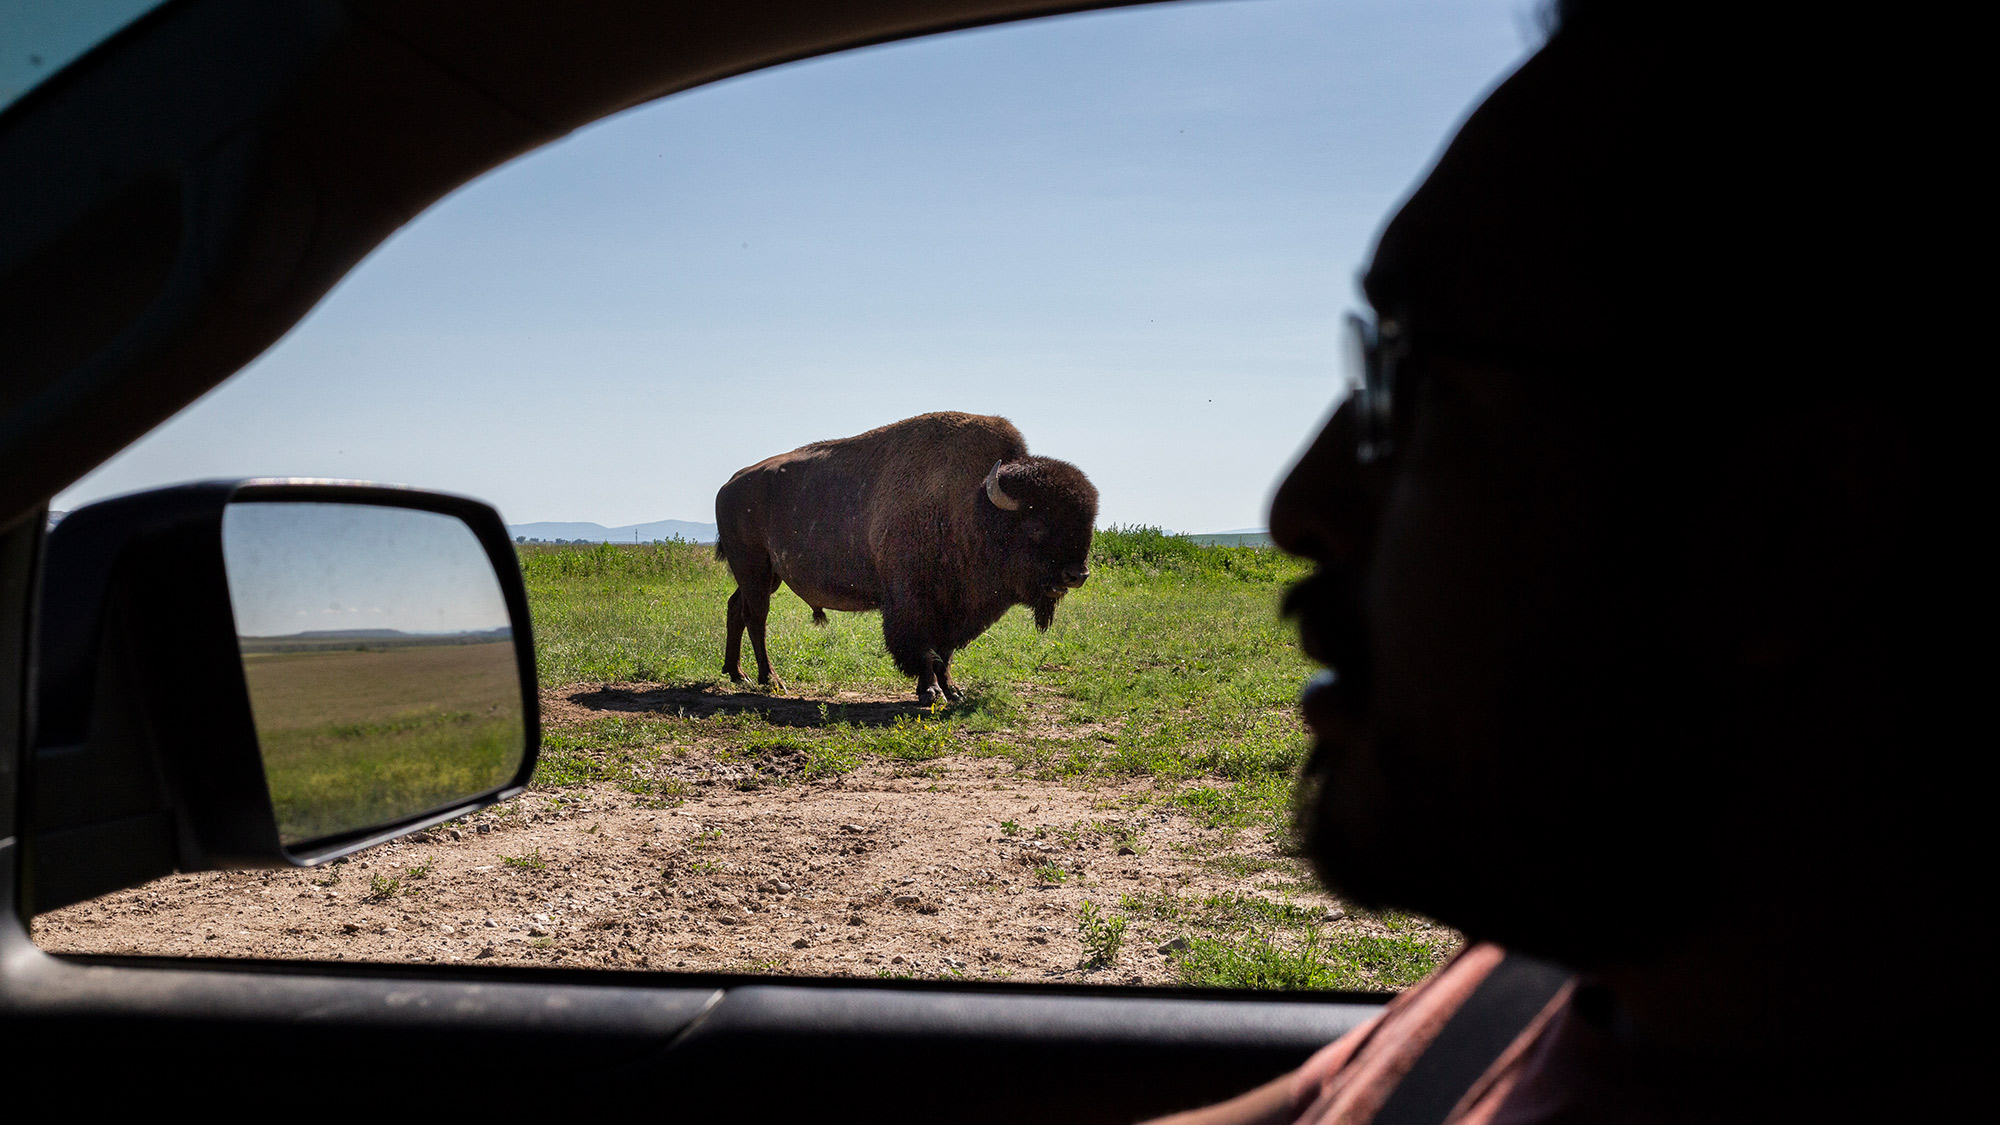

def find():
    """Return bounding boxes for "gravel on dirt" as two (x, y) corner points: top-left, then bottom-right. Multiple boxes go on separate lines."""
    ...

(32, 684), (1445, 985)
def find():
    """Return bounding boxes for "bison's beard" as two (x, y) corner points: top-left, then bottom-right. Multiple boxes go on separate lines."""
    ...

(1031, 592), (1061, 632)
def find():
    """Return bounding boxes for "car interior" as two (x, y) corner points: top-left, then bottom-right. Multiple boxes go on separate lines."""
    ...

(0, 0), (1455, 1115)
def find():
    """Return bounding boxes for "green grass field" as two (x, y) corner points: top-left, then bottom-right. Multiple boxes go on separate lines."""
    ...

(242, 642), (525, 844)
(518, 528), (1453, 989)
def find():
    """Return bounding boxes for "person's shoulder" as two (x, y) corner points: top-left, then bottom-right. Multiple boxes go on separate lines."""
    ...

(1292, 944), (1517, 1122)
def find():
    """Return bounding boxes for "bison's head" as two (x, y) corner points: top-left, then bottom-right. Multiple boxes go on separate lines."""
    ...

(982, 457), (1099, 631)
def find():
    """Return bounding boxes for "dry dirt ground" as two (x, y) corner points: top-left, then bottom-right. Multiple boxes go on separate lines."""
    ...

(34, 683), (1448, 985)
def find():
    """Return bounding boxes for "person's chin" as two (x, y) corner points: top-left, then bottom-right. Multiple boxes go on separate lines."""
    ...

(1299, 673), (1710, 965)
(1296, 672), (1414, 909)
(1298, 687), (1520, 937)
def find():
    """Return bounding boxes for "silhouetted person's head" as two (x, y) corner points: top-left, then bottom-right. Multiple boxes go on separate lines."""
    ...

(1271, 2), (1977, 1029)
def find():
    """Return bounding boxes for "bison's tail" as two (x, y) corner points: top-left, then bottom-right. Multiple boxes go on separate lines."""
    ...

(714, 541), (727, 563)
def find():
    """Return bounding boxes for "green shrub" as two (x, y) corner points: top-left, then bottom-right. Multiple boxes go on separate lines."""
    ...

(1078, 900), (1128, 969)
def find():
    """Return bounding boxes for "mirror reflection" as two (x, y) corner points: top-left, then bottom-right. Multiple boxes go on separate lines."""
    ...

(221, 501), (524, 847)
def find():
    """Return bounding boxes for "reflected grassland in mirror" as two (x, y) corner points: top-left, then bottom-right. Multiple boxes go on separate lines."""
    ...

(222, 502), (524, 845)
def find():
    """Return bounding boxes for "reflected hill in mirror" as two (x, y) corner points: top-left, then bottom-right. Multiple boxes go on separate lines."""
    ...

(238, 626), (512, 655)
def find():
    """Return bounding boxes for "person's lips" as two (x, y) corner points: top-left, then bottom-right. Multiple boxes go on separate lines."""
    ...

(1284, 571), (1368, 740)
(1283, 573), (1360, 660)
(1300, 667), (1363, 742)
(1300, 668), (1339, 730)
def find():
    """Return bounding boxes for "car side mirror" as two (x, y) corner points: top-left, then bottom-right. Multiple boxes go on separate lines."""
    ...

(24, 480), (539, 915)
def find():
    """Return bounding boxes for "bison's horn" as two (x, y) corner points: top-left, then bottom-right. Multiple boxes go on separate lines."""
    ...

(984, 461), (1021, 511)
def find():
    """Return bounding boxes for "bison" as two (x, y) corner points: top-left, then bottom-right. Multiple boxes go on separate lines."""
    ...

(714, 412), (1098, 704)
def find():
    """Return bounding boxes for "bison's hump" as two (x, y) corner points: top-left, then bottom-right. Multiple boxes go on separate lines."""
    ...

(819, 412), (1026, 456)
(725, 412), (1029, 485)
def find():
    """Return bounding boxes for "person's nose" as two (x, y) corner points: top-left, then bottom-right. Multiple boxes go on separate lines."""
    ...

(1269, 398), (1380, 568)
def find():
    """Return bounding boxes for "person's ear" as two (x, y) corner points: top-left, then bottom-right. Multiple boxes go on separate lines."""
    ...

(1681, 394), (1916, 689)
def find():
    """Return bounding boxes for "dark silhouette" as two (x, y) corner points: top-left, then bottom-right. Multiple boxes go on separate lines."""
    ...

(1154, 2), (1979, 1122)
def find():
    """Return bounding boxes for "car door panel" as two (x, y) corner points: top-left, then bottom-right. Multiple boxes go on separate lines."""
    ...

(648, 984), (1371, 1121)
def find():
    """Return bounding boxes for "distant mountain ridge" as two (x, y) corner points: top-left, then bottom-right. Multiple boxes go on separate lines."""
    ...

(263, 627), (513, 640)
(508, 519), (717, 544)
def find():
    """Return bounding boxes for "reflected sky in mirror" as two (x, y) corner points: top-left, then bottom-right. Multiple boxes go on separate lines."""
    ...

(222, 502), (509, 639)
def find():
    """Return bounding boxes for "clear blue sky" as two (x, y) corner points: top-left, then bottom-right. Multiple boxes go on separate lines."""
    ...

(58, 0), (1537, 533)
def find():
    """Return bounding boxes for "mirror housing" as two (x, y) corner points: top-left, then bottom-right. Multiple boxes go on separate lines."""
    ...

(24, 480), (539, 915)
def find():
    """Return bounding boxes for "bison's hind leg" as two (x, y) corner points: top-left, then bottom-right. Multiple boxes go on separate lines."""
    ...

(741, 580), (781, 689)
(812, 607), (828, 626)
(723, 563), (784, 689)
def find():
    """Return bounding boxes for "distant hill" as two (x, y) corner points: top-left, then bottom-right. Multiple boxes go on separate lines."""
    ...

(508, 519), (717, 544)
(237, 626), (512, 654)
(1186, 528), (1272, 547)
(294, 628), (411, 639)
(274, 627), (511, 641)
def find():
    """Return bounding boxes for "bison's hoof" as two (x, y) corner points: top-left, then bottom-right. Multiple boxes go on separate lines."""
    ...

(916, 686), (942, 706)
(726, 671), (746, 684)
(942, 685), (964, 703)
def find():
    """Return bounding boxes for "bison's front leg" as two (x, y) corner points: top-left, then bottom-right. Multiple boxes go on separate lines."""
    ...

(882, 605), (943, 705)
(932, 651), (963, 704)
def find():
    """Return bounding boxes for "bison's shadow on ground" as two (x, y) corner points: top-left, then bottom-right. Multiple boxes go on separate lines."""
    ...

(562, 684), (951, 729)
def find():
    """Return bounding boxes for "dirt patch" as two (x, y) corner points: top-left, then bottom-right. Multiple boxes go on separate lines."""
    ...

(33, 683), (1445, 985)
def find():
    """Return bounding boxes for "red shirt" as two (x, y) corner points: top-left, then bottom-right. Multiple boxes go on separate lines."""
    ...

(1285, 943), (1935, 1124)
(1289, 945), (1559, 1125)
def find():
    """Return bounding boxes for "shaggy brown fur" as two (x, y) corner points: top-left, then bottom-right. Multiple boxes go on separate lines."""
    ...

(714, 412), (1098, 703)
